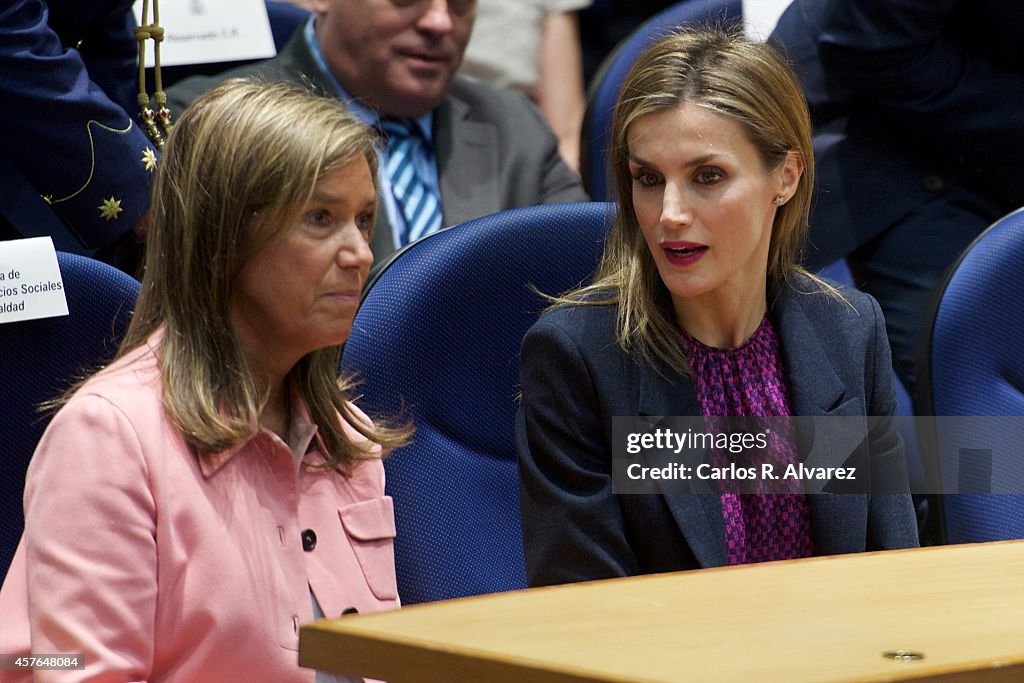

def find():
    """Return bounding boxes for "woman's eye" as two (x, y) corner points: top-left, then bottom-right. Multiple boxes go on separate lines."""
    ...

(305, 209), (332, 227)
(632, 171), (661, 188)
(694, 168), (725, 185)
(356, 213), (375, 234)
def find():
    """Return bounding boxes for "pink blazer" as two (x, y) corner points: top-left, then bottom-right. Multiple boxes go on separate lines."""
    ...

(0, 340), (399, 682)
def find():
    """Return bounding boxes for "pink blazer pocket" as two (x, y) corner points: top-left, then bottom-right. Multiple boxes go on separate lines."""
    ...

(338, 496), (399, 601)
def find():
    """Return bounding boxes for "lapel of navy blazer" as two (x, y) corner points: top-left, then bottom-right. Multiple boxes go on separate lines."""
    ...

(516, 275), (918, 587)
(637, 280), (871, 568)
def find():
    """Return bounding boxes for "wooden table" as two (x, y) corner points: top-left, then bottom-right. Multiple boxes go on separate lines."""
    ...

(299, 541), (1024, 682)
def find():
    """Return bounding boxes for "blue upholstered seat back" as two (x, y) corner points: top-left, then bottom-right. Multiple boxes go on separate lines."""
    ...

(920, 207), (1024, 542)
(342, 203), (616, 604)
(0, 252), (139, 576)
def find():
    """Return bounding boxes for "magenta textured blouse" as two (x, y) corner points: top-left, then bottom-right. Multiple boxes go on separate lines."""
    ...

(681, 316), (815, 565)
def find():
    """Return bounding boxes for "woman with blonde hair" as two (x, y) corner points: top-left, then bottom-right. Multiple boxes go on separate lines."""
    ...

(516, 27), (917, 586)
(0, 78), (407, 681)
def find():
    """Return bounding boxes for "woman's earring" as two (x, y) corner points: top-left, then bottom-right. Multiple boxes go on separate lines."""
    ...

(773, 195), (785, 206)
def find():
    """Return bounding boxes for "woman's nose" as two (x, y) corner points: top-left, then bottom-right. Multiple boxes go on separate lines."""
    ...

(660, 182), (692, 229)
(336, 226), (374, 270)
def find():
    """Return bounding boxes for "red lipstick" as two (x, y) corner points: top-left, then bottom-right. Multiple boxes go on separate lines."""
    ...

(660, 241), (708, 266)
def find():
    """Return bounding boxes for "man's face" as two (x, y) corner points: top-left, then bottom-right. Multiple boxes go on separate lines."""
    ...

(313, 0), (477, 119)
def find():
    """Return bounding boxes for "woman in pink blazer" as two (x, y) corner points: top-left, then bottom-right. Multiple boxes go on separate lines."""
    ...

(0, 79), (408, 682)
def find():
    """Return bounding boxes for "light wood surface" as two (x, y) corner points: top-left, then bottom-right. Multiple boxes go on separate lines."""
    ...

(300, 541), (1024, 682)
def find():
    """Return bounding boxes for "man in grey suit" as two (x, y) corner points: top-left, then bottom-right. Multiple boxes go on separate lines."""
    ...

(166, 0), (588, 263)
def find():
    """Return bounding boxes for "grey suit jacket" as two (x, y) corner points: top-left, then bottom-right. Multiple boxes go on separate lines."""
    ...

(165, 29), (589, 262)
(516, 275), (919, 587)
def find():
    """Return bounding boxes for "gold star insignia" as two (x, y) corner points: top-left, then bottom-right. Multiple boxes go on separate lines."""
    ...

(141, 148), (157, 172)
(98, 196), (123, 221)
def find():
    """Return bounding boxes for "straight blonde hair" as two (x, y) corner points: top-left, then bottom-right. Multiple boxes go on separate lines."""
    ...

(561, 26), (832, 375)
(121, 78), (408, 468)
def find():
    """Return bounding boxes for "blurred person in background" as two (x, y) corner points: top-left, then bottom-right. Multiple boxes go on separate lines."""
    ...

(167, 0), (588, 265)
(771, 0), (1024, 393)
(461, 0), (592, 173)
(577, 0), (675, 82)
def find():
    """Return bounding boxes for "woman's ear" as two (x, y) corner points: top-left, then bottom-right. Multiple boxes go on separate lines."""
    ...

(776, 149), (804, 204)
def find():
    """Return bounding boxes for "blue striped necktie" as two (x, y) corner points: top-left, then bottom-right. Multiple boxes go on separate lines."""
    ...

(379, 118), (443, 246)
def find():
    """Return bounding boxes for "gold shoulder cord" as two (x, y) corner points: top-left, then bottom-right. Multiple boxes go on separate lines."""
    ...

(136, 0), (172, 148)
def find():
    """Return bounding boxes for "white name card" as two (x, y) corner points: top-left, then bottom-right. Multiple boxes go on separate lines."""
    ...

(0, 238), (69, 324)
(743, 0), (793, 41)
(133, 0), (276, 67)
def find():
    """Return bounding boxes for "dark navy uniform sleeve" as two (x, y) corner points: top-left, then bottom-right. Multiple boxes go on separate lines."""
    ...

(0, 0), (157, 249)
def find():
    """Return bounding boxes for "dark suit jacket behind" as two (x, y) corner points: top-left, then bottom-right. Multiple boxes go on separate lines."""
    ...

(165, 29), (589, 262)
(770, 0), (1024, 267)
(515, 276), (918, 587)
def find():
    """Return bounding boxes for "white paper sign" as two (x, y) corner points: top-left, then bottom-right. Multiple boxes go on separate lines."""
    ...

(0, 238), (69, 324)
(743, 0), (794, 41)
(133, 0), (276, 67)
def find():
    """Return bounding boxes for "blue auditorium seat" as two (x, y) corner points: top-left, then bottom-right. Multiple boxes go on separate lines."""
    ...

(916, 207), (1024, 543)
(0, 252), (139, 577)
(342, 202), (616, 604)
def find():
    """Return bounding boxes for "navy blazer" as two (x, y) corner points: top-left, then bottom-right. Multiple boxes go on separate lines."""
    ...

(0, 0), (156, 252)
(516, 276), (918, 587)
(770, 0), (1024, 268)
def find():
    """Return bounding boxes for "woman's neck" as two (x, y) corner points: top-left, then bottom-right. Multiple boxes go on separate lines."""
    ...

(260, 377), (291, 441)
(673, 286), (768, 349)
